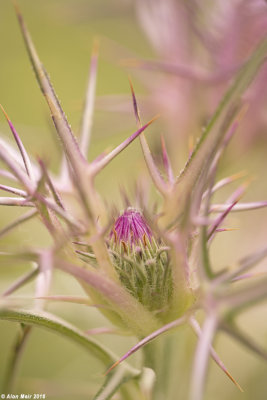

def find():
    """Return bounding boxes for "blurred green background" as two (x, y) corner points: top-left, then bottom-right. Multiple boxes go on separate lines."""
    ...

(0, 1), (267, 399)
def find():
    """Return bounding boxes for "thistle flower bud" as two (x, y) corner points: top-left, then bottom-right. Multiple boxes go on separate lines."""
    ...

(109, 208), (173, 316)
(110, 207), (152, 251)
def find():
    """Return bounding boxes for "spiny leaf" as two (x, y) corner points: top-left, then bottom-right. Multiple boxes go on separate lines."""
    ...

(14, 4), (86, 178)
(0, 308), (140, 385)
(105, 315), (187, 374)
(0, 308), (116, 365)
(0, 104), (34, 180)
(176, 37), (267, 213)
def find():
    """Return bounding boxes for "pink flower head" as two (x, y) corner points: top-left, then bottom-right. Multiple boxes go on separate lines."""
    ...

(111, 208), (152, 247)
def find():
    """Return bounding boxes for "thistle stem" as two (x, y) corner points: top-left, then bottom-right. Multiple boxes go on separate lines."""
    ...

(3, 324), (32, 393)
(142, 330), (188, 400)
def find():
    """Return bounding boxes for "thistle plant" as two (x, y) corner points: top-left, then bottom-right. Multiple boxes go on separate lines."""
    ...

(1, 4), (267, 400)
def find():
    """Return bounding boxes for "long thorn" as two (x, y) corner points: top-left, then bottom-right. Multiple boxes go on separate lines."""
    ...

(105, 315), (187, 375)
(189, 317), (243, 392)
(129, 78), (166, 194)
(0, 184), (27, 197)
(91, 116), (159, 175)
(79, 38), (99, 157)
(0, 104), (34, 180)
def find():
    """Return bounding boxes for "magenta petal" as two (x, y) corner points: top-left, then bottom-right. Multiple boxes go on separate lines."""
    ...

(111, 208), (152, 246)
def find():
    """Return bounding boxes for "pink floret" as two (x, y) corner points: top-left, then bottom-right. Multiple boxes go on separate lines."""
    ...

(111, 208), (152, 245)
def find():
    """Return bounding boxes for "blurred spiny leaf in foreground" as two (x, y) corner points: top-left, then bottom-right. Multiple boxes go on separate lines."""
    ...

(0, 3), (267, 400)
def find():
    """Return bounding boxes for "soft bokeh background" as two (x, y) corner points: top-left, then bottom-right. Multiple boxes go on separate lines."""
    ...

(0, 1), (267, 399)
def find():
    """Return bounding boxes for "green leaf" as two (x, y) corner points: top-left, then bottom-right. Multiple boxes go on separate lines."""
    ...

(0, 309), (140, 395)
(0, 308), (115, 366)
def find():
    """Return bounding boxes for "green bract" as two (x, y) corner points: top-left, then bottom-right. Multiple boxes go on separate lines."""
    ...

(109, 208), (173, 315)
